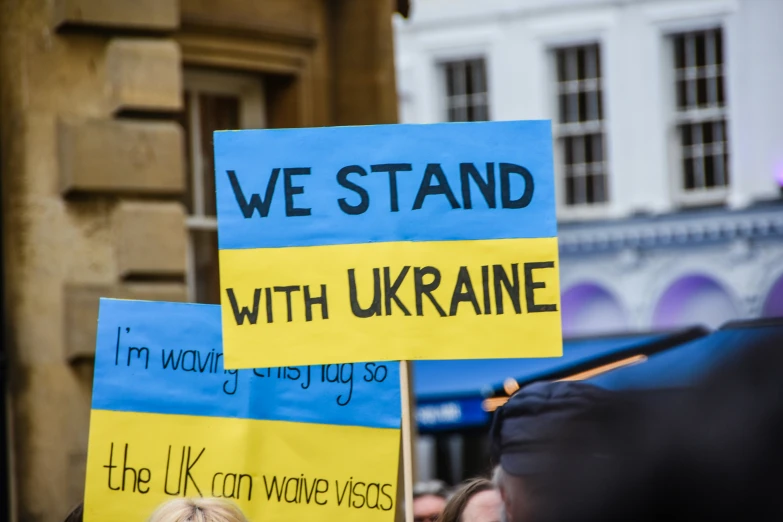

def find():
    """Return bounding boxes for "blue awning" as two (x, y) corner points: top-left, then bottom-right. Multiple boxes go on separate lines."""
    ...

(588, 318), (783, 390)
(414, 327), (706, 432)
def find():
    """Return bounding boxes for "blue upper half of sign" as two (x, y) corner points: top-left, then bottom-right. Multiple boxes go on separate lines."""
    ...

(214, 121), (555, 250)
(92, 299), (401, 430)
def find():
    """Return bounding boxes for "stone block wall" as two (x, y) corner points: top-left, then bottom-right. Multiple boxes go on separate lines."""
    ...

(0, 0), (186, 519)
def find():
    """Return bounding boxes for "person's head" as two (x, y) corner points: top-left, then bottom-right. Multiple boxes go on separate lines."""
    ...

(148, 498), (248, 522)
(63, 502), (83, 522)
(531, 328), (783, 522)
(489, 381), (612, 522)
(440, 478), (502, 522)
(412, 480), (449, 522)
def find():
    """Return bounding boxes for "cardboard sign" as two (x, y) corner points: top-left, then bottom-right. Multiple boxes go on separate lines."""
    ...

(84, 299), (401, 522)
(214, 121), (562, 369)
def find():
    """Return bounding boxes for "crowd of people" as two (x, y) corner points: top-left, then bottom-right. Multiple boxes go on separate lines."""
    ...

(64, 331), (783, 521)
(417, 330), (783, 522)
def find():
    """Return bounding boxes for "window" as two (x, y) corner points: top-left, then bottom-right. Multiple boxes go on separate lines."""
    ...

(442, 58), (489, 122)
(181, 70), (265, 304)
(553, 44), (608, 207)
(672, 28), (729, 198)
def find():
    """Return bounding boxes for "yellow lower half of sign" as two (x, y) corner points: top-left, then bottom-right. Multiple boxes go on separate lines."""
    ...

(219, 237), (563, 368)
(84, 409), (400, 522)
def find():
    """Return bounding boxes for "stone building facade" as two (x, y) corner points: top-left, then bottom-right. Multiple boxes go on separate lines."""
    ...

(0, 1), (401, 520)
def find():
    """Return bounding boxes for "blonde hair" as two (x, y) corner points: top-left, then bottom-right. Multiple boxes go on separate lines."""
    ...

(148, 498), (249, 522)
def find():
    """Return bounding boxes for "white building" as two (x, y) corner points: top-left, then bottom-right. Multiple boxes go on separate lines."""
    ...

(394, 0), (783, 335)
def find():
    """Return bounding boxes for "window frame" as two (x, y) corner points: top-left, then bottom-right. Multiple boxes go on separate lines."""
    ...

(665, 25), (730, 207)
(550, 42), (611, 217)
(182, 69), (266, 302)
(438, 56), (490, 122)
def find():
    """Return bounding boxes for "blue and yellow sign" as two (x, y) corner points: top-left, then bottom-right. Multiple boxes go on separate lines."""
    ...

(214, 121), (562, 369)
(85, 299), (401, 522)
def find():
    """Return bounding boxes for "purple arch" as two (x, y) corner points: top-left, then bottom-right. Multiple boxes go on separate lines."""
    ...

(653, 274), (737, 329)
(561, 283), (628, 337)
(762, 274), (783, 318)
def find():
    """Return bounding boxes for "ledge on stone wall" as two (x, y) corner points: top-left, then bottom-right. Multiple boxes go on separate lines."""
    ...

(113, 201), (187, 279)
(106, 39), (182, 114)
(58, 118), (184, 196)
(53, 0), (179, 32)
(64, 283), (188, 361)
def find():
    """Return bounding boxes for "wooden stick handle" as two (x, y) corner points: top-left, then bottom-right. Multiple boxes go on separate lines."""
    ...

(400, 361), (414, 522)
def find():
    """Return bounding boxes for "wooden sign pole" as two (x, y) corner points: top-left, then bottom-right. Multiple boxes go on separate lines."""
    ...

(399, 361), (415, 522)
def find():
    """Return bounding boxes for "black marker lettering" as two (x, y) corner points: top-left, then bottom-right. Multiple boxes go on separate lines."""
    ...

(481, 265), (492, 314)
(114, 327), (121, 366)
(273, 286), (301, 322)
(304, 284), (329, 321)
(265, 287), (274, 323)
(264, 475), (285, 502)
(371, 163), (412, 212)
(460, 162), (496, 209)
(127, 346), (149, 369)
(494, 264), (522, 314)
(104, 442), (120, 491)
(524, 262), (558, 312)
(414, 266), (447, 317)
(227, 169), (279, 218)
(337, 166), (370, 215)
(500, 163), (534, 209)
(285, 477), (299, 503)
(383, 266), (411, 316)
(449, 266), (481, 316)
(380, 484), (394, 511)
(283, 168), (311, 217)
(238, 474), (253, 501)
(348, 269), (382, 318)
(412, 164), (461, 210)
(164, 446), (185, 495)
(223, 369), (238, 395)
(336, 363), (354, 406)
(226, 288), (261, 325)
(183, 446), (205, 496)
(315, 478), (329, 505)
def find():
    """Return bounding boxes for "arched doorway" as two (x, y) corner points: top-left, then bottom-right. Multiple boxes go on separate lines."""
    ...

(762, 274), (783, 318)
(561, 283), (628, 337)
(653, 274), (738, 329)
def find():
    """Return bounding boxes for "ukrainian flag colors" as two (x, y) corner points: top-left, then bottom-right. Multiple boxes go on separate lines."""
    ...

(214, 121), (562, 369)
(84, 300), (401, 522)
(219, 237), (561, 369)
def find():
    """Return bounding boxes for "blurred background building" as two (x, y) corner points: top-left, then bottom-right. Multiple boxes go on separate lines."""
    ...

(0, 0), (403, 520)
(395, 0), (783, 336)
(395, 0), (783, 483)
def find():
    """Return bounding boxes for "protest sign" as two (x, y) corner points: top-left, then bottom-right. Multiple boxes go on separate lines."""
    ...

(214, 121), (562, 369)
(84, 299), (401, 522)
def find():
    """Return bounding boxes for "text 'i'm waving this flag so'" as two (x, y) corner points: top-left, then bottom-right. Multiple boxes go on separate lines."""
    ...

(214, 121), (562, 369)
